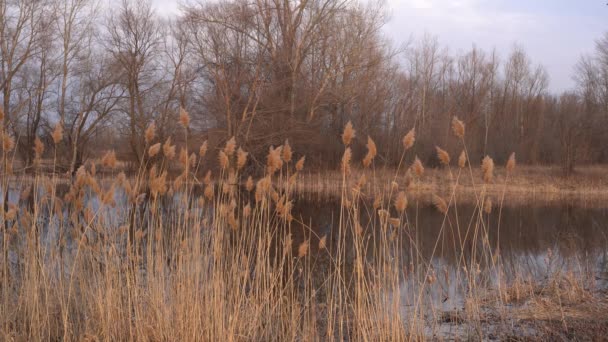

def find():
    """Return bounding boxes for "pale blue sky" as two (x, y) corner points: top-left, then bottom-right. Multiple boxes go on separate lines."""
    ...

(150, 0), (607, 92)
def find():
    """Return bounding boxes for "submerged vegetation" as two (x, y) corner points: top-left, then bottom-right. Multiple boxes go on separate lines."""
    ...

(1, 115), (606, 341)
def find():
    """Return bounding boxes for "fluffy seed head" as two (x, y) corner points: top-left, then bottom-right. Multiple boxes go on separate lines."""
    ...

(458, 150), (467, 168)
(2, 134), (13, 152)
(282, 139), (292, 162)
(481, 156), (494, 183)
(319, 235), (327, 250)
(363, 136), (377, 168)
(224, 136), (236, 156)
(179, 107), (190, 127)
(412, 157), (424, 177)
(245, 176), (254, 192)
(218, 150), (229, 169)
(145, 122), (156, 143)
(342, 121), (355, 146)
(295, 156), (305, 171)
(433, 194), (448, 214)
(52, 123), (63, 144)
(506, 152), (516, 173)
(298, 240), (309, 257)
(402, 128), (415, 150)
(267, 146), (283, 174)
(436, 146), (450, 165)
(199, 141), (208, 158)
(34, 137), (44, 158)
(236, 147), (248, 170)
(394, 191), (408, 213)
(163, 137), (176, 160)
(452, 117), (465, 138)
(484, 197), (493, 214)
(149, 143), (161, 157)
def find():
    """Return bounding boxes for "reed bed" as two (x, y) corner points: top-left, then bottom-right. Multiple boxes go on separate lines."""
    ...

(0, 115), (606, 341)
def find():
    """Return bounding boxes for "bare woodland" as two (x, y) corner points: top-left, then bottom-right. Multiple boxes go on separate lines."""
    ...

(1, 0), (607, 176)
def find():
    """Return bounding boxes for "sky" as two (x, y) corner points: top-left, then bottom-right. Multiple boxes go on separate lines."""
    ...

(150, 0), (607, 93)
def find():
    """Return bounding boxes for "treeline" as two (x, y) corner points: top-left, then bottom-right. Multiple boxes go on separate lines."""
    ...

(1, 0), (607, 175)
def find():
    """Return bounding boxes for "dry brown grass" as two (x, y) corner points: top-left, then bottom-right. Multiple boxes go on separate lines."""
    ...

(0, 118), (606, 341)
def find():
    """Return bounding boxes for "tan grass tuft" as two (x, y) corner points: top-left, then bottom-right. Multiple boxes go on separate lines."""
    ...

(33, 136), (44, 158)
(163, 137), (176, 160)
(267, 146), (283, 174)
(243, 203), (251, 218)
(452, 116), (465, 138)
(236, 147), (248, 170)
(245, 176), (254, 192)
(149, 143), (161, 157)
(362, 136), (377, 168)
(342, 121), (355, 146)
(179, 106), (190, 128)
(224, 136), (236, 156)
(179, 148), (189, 166)
(52, 123), (63, 144)
(484, 197), (493, 214)
(145, 122), (156, 143)
(436, 146), (450, 165)
(402, 128), (415, 150)
(458, 150), (467, 168)
(389, 217), (400, 228)
(295, 156), (305, 171)
(203, 170), (212, 185)
(2, 134), (14, 152)
(506, 152), (516, 173)
(199, 140), (208, 158)
(481, 155), (494, 183)
(282, 139), (292, 163)
(319, 235), (327, 250)
(394, 191), (408, 213)
(432, 194), (448, 214)
(412, 156), (424, 177)
(218, 150), (229, 170)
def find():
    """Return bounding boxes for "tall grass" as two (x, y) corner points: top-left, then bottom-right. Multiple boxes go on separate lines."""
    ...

(0, 118), (603, 341)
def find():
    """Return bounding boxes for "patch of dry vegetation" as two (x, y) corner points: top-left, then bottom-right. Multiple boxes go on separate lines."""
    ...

(0, 118), (606, 341)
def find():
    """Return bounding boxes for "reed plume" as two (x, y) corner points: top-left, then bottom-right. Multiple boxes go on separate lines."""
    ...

(481, 155), (494, 183)
(163, 137), (176, 160)
(2, 134), (14, 152)
(452, 116), (465, 138)
(402, 128), (415, 150)
(245, 176), (254, 192)
(412, 156), (424, 177)
(433, 194), (448, 214)
(33, 136), (44, 159)
(145, 122), (156, 143)
(282, 139), (292, 163)
(52, 123), (63, 144)
(224, 136), (236, 156)
(436, 146), (450, 165)
(342, 121), (355, 146)
(149, 143), (161, 157)
(267, 146), (283, 174)
(394, 191), (408, 213)
(297, 240), (309, 258)
(295, 156), (305, 171)
(219, 150), (229, 170)
(363, 136), (377, 168)
(179, 106), (190, 128)
(458, 150), (467, 168)
(199, 140), (208, 158)
(506, 152), (516, 173)
(237, 147), (248, 170)
(319, 235), (327, 250)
